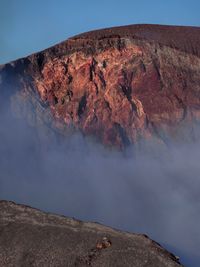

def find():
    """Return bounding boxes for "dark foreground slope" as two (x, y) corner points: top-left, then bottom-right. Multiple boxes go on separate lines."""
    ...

(0, 200), (182, 267)
(0, 24), (200, 148)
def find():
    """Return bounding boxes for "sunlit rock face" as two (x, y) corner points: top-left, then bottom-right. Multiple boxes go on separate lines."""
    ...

(1, 24), (200, 148)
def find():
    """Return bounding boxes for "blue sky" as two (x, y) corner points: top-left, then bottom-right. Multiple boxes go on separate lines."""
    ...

(0, 0), (200, 64)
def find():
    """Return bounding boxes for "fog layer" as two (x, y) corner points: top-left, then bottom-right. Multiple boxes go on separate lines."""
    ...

(0, 101), (199, 267)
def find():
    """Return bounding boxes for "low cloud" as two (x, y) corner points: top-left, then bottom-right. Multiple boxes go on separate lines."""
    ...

(0, 96), (199, 267)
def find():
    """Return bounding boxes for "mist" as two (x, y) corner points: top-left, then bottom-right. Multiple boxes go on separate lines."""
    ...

(0, 95), (200, 267)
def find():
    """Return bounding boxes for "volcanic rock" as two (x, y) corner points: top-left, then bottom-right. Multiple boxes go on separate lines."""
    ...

(0, 200), (182, 267)
(0, 24), (200, 148)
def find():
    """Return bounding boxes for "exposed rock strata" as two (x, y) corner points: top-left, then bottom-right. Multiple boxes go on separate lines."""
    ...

(0, 24), (200, 147)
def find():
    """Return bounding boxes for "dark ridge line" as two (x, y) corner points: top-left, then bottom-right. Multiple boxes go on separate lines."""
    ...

(1, 24), (200, 68)
(71, 23), (200, 40)
(25, 24), (200, 60)
(70, 24), (200, 56)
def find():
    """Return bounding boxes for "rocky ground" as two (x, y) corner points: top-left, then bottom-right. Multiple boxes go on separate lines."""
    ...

(0, 200), (182, 267)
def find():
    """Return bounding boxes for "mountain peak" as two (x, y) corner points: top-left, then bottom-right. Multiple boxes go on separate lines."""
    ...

(1, 24), (200, 148)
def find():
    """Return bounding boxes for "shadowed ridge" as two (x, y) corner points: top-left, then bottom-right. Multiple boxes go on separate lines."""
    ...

(2, 24), (200, 66)
(71, 24), (200, 57)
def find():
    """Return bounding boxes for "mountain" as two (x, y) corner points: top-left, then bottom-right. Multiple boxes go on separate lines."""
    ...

(0, 200), (182, 267)
(0, 24), (200, 148)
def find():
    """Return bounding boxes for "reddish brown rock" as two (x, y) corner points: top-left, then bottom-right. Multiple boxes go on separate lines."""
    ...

(1, 24), (200, 148)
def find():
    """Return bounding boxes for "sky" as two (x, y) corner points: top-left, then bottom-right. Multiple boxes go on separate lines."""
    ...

(0, 0), (200, 64)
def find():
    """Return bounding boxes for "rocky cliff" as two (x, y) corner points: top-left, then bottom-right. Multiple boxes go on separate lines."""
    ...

(0, 200), (182, 267)
(0, 24), (200, 147)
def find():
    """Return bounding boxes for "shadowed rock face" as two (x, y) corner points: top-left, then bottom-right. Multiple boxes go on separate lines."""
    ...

(0, 24), (200, 147)
(0, 200), (182, 267)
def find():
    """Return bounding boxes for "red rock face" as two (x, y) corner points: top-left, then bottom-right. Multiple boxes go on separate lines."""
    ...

(1, 24), (200, 148)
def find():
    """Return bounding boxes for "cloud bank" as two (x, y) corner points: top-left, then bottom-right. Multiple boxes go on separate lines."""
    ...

(0, 97), (199, 267)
